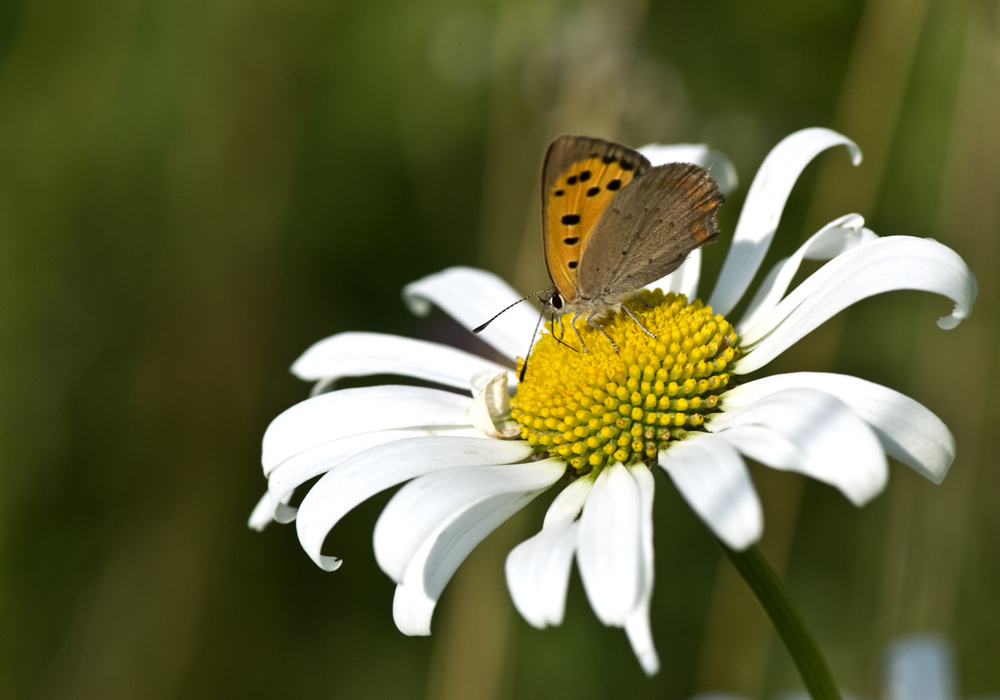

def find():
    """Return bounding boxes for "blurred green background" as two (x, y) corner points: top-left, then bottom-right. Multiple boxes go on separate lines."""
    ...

(0, 0), (998, 698)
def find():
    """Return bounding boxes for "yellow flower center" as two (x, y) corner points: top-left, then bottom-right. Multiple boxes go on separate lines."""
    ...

(510, 290), (738, 473)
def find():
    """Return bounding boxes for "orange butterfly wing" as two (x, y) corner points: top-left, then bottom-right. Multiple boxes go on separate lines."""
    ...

(540, 136), (649, 303)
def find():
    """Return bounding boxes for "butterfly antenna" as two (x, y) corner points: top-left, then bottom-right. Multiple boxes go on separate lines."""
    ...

(518, 306), (548, 382)
(472, 289), (548, 334)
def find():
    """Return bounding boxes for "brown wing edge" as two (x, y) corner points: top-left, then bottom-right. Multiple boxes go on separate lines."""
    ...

(577, 161), (725, 298)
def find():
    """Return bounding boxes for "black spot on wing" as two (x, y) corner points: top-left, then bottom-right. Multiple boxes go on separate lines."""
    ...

(561, 214), (581, 225)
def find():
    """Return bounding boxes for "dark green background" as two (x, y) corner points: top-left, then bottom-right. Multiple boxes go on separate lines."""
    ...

(1, 0), (998, 698)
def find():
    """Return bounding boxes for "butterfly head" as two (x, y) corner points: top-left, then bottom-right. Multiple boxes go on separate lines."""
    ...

(543, 288), (565, 312)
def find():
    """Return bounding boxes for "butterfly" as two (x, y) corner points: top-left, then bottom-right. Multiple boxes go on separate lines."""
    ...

(474, 135), (724, 368)
(539, 135), (724, 352)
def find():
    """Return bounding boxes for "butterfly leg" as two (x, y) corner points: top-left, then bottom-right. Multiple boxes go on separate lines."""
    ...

(622, 303), (658, 340)
(585, 314), (620, 354)
(568, 313), (591, 354)
(552, 314), (579, 352)
(635, 291), (655, 308)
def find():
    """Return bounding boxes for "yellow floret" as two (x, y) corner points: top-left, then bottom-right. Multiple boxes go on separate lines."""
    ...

(510, 290), (738, 474)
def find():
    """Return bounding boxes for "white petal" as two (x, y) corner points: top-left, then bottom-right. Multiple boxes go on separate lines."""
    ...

(392, 554), (438, 636)
(736, 237), (977, 374)
(248, 491), (282, 531)
(541, 474), (594, 527)
(629, 465), (655, 594)
(267, 428), (480, 523)
(388, 459), (565, 636)
(624, 595), (658, 676)
(706, 425), (802, 470)
(261, 386), (471, 473)
(402, 267), (538, 362)
(577, 463), (643, 626)
(736, 214), (877, 332)
(295, 436), (534, 571)
(506, 475), (594, 628)
(624, 464), (659, 676)
(660, 435), (763, 550)
(391, 485), (553, 636)
(885, 635), (957, 700)
(711, 389), (887, 506)
(505, 525), (579, 628)
(721, 373), (955, 484)
(638, 144), (739, 195)
(374, 458), (565, 582)
(647, 247), (701, 300)
(290, 331), (513, 394)
(709, 128), (862, 316)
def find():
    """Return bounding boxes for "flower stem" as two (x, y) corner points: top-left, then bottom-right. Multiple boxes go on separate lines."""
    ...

(718, 541), (842, 700)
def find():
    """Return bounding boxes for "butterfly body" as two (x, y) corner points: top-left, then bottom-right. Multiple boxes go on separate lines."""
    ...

(539, 135), (724, 350)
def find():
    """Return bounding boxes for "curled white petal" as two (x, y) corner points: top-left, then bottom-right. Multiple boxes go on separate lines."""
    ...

(393, 487), (551, 636)
(506, 475), (594, 628)
(467, 372), (520, 438)
(262, 386), (471, 473)
(470, 368), (510, 395)
(291, 331), (512, 395)
(660, 435), (763, 551)
(711, 388), (887, 506)
(737, 214), (877, 332)
(403, 266), (538, 362)
(392, 553), (438, 636)
(267, 428), (478, 523)
(248, 491), (287, 532)
(296, 436), (534, 571)
(624, 464), (659, 676)
(578, 462), (643, 626)
(638, 143), (739, 195)
(736, 237), (977, 374)
(721, 373), (955, 484)
(374, 459), (565, 583)
(709, 128), (862, 316)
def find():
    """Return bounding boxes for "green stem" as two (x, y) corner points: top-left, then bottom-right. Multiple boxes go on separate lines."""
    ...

(718, 542), (842, 700)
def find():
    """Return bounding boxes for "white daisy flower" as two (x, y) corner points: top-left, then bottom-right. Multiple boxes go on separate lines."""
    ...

(250, 128), (976, 676)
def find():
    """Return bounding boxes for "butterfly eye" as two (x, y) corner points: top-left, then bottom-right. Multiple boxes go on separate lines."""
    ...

(550, 292), (564, 310)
